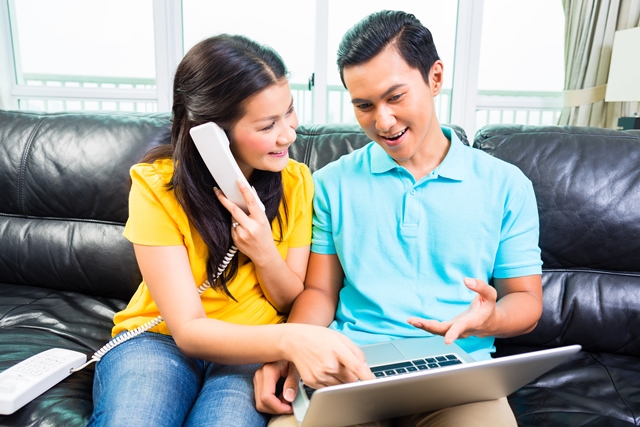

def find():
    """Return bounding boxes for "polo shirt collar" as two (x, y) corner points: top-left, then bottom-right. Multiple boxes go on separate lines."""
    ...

(370, 126), (466, 181)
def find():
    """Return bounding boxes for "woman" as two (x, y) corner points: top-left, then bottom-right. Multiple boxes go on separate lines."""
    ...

(88, 35), (370, 427)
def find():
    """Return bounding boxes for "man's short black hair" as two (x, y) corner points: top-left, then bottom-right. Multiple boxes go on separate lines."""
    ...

(337, 10), (440, 88)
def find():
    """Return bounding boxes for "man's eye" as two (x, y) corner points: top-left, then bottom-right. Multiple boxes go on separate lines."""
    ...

(389, 94), (402, 102)
(356, 103), (372, 110)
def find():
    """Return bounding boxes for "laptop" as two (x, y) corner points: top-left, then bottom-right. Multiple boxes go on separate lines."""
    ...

(292, 336), (581, 427)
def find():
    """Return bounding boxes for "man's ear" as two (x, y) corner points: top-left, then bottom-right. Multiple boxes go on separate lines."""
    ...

(429, 60), (445, 96)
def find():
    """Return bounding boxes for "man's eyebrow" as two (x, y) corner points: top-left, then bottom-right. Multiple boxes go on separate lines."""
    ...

(255, 98), (294, 122)
(350, 83), (407, 105)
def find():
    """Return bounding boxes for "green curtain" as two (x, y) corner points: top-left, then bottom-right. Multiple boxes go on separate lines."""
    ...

(559, 0), (640, 128)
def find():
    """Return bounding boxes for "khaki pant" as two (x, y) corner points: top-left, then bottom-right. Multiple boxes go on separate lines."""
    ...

(268, 397), (516, 427)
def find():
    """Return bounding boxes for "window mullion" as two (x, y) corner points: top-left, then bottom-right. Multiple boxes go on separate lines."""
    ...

(2, 0), (19, 109)
(153, 0), (184, 112)
(450, 0), (483, 138)
(313, 0), (329, 124)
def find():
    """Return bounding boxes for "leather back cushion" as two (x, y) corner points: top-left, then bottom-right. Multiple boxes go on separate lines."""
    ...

(0, 110), (466, 302)
(475, 125), (640, 271)
(476, 125), (640, 356)
(292, 123), (468, 172)
(0, 111), (171, 299)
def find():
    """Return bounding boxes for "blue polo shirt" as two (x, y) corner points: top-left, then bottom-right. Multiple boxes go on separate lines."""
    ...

(311, 127), (542, 361)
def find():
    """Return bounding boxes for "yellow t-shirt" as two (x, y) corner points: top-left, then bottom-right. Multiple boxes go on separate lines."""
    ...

(112, 158), (314, 337)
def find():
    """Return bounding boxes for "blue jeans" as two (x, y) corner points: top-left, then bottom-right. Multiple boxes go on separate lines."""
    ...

(88, 332), (268, 427)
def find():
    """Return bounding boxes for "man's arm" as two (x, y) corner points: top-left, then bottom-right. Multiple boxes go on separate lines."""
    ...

(492, 274), (543, 336)
(408, 274), (542, 344)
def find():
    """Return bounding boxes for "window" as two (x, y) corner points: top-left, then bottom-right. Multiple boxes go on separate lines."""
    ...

(5, 0), (157, 112)
(475, 0), (564, 129)
(1, 0), (565, 133)
(182, 0), (316, 123)
(324, 0), (457, 124)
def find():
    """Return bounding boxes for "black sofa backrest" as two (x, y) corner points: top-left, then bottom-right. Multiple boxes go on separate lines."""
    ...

(290, 123), (467, 173)
(476, 125), (640, 357)
(0, 109), (468, 302)
(5, 109), (638, 358)
(0, 111), (171, 299)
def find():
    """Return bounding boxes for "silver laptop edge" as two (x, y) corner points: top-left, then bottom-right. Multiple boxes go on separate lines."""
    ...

(293, 342), (581, 427)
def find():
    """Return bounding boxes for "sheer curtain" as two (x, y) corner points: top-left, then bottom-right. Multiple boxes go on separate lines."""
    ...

(559, 0), (640, 128)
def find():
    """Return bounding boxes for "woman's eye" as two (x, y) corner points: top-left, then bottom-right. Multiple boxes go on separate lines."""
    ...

(262, 122), (276, 132)
(389, 94), (402, 102)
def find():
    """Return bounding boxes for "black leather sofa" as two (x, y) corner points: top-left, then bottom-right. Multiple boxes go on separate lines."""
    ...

(1, 109), (638, 426)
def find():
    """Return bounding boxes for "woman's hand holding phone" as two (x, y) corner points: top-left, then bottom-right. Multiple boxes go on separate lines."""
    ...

(214, 180), (275, 266)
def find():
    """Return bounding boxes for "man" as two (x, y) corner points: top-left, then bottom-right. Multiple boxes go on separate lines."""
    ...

(257, 10), (542, 426)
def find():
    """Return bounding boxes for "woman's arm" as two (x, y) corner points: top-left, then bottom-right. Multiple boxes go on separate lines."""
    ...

(133, 243), (282, 364)
(254, 252), (370, 414)
(134, 243), (369, 386)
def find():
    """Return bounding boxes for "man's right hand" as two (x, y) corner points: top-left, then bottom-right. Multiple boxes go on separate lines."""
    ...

(254, 360), (300, 414)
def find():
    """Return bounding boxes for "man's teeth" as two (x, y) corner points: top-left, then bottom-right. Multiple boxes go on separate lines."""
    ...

(384, 129), (406, 140)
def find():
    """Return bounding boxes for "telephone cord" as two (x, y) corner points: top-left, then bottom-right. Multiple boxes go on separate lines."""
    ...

(71, 246), (238, 373)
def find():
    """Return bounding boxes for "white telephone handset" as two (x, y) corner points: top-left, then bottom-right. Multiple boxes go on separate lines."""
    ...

(189, 122), (265, 214)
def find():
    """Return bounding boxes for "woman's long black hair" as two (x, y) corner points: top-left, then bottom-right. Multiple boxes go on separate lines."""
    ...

(141, 34), (289, 298)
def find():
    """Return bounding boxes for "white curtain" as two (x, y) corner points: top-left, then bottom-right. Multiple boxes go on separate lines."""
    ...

(559, 0), (640, 128)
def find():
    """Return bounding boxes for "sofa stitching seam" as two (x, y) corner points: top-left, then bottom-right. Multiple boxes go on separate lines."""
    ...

(542, 268), (640, 277)
(589, 353), (639, 423)
(304, 134), (315, 165)
(296, 128), (314, 164)
(17, 118), (45, 216)
(0, 212), (126, 227)
(476, 129), (640, 142)
(296, 129), (364, 137)
(0, 290), (58, 323)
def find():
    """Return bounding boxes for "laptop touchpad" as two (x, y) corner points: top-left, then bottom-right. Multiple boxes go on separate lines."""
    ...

(361, 342), (405, 366)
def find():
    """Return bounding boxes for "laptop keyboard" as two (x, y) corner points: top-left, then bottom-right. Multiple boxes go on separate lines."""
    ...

(370, 353), (463, 377)
(303, 353), (464, 399)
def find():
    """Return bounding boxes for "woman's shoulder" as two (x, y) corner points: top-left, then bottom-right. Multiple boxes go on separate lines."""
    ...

(130, 158), (175, 188)
(281, 158), (312, 182)
(281, 159), (313, 204)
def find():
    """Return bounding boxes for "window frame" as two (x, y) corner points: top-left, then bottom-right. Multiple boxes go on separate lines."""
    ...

(1, 0), (560, 137)
(1, 0), (182, 112)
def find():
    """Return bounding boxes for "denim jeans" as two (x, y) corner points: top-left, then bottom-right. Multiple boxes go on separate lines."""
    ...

(88, 332), (268, 427)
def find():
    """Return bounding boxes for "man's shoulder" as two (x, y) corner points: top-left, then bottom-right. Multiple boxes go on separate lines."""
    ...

(464, 144), (531, 184)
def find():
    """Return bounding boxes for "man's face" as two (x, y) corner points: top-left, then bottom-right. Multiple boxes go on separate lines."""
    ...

(343, 46), (444, 167)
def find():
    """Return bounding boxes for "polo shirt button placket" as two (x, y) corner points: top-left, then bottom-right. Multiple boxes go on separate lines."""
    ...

(402, 187), (421, 237)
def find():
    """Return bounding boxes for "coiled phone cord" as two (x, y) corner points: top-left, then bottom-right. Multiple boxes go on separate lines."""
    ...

(71, 246), (238, 373)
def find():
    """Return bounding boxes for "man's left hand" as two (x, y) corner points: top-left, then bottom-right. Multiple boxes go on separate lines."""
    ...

(407, 278), (497, 344)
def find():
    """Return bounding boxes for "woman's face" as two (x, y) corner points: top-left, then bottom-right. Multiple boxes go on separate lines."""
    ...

(228, 80), (298, 178)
